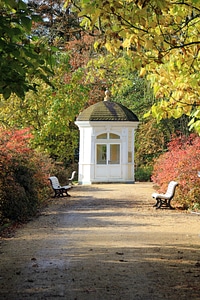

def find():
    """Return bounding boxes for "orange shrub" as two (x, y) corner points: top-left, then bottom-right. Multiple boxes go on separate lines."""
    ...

(152, 134), (200, 210)
(0, 128), (54, 221)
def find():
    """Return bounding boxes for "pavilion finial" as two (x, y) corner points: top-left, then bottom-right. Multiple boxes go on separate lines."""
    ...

(104, 89), (110, 101)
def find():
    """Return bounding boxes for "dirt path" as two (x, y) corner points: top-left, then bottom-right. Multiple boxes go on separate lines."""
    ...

(0, 183), (199, 300)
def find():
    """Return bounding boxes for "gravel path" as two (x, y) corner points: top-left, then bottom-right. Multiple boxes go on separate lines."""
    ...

(0, 183), (199, 300)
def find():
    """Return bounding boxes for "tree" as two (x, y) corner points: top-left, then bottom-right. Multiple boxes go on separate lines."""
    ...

(0, 52), (89, 164)
(65, 32), (106, 105)
(0, 0), (53, 99)
(65, 0), (200, 133)
(0, 21), (109, 164)
(27, 0), (82, 46)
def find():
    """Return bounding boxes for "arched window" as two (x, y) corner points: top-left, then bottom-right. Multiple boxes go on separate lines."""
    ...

(96, 133), (120, 139)
(109, 133), (120, 139)
(97, 133), (107, 139)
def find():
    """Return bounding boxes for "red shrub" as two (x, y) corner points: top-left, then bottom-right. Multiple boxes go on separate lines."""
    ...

(152, 133), (200, 209)
(0, 127), (54, 221)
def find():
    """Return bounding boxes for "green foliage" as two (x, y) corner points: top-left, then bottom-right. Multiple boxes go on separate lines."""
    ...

(0, 0), (53, 99)
(86, 53), (155, 113)
(0, 52), (89, 163)
(152, 134), (200, 210)
(30, 64), (89, 163)
(135, 115), (191, 170)
(135, 165), (153, 182)
(135, 120), (167, 170)
(50, 163), (77, 186)
(0, 128), (54, 222)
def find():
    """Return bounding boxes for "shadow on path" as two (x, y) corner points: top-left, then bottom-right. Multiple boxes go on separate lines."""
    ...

(0, 183), (199, 300)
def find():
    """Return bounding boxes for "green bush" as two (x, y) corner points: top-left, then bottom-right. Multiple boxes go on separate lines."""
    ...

(51, 162), (78, 185)
(135, 165), (153, 182)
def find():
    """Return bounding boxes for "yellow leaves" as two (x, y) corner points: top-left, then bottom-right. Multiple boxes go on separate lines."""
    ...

(153, 83), (160, 96)
(191, 109), (200, 119)
(79, 8), (102, 28)
(154, 34), (164, 43)
(122, 38), (131, 49)
(122, 34), (138, 49)
(172, 90), (184, 101)
(139, 67), (146, 77)
(143, 110), (151, 119)
(144, 39), (153, 49)
(144, 55), (199, 122)
(146, 100), (185, 123)
(105, 40), (121, 54)
(66, 0), (200, 133)
(173, 107), (184, 119)
(151, 103), (164, 122)
(147, 20), (157, 28)
(63, 1), (70, 9)
(94, 40), (101, 51)
(188, 107), (200, 133)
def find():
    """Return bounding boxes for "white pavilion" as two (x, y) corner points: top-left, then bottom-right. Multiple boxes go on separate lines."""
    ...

(75, 91), (139, 184)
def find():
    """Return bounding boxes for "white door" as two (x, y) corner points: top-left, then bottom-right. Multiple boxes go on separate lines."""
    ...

(95, 143), (121, 180)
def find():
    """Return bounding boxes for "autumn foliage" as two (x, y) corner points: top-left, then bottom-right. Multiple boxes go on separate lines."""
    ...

(0, 128), (53, 222)
(152, 134), (200, 210)
(65, 32), (106, 105)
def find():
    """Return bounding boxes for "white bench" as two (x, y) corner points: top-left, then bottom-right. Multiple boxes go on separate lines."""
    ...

(49, 176), (71, 197)
(152, 181), (178, 209)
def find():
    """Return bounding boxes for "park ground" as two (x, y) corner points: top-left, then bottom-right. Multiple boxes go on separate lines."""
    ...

(0, 182), (199, 300)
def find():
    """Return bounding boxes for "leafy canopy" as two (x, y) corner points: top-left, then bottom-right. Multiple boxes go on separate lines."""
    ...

(0, 51), (90, 163)
(0, 0), (53, 99)
(27, 0), (82, 46)
(65, 0), (200, 133)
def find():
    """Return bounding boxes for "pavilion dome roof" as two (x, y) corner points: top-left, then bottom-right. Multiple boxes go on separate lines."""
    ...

(76, 100), (139, 122)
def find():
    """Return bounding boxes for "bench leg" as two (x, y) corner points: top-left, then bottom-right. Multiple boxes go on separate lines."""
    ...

(154, 198), (174, 209)
(153, 198), (167, 209)
(59, 188), (71, 197)
(53, 189), (71, 197)
(155, 198), (162, 209)
(166, 199), (174, 209)
(153, 199), (161, 208)
(65, 190), (71, 197)
(54, 190), (61, 197)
